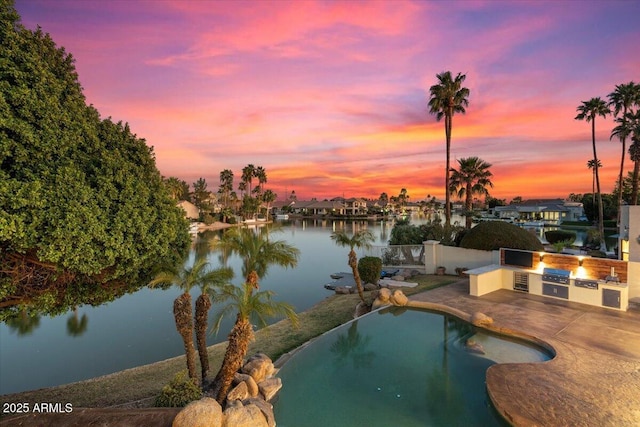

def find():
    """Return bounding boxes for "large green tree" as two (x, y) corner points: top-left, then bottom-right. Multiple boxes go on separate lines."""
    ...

(428, 71), (470, 227)
(0, 4), (189, 306)
(209, 226), (299, 404)
(449, 157), (494, 229)
(575, 97), (610, 251)
(608, 82), (640, 219)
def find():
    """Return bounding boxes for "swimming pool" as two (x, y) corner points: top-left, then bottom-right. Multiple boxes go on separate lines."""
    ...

(273, 307), (551, 426)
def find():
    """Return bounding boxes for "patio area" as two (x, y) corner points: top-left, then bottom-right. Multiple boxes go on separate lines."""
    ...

(411, 279), (640, 426)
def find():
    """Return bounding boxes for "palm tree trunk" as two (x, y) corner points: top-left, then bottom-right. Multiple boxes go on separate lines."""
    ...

(592, 120), (606, 252)
(445, 113), (452, 227)
(211, 316), (254, 405)
(349, 250), (365, 303)
(617, 136), (626, 225)
(465, 183), (473, 229)
(174, 293), (197, 382)
(195, 293), (212, 382)
(632, 159), (639, 205)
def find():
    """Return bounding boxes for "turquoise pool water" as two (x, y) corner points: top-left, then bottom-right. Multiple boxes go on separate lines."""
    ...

(273, 307), (552, 426)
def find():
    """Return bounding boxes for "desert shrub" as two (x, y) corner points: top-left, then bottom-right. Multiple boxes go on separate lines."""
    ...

(358, 256), (382, 284)
(545, 230), (576, 245)
(459, 221), (544, 251)
(155, 371), (202, 407)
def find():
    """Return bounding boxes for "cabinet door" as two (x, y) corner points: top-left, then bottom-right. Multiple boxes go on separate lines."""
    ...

(602, 289), (621, 308)
(543, 283), (569, 299)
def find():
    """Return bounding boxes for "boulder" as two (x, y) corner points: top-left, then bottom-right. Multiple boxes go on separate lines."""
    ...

(364, 283), (378, 291)
(465, 339), (486, 355)
(227, 381), (249, 402)
(378, 288), (391, 302)
(222, 403), (268, 427)
(241, 355), (275, 384)
(334, 286), (351, 295)
(391, 275), (405, 281)
(234, 373), (259, 397)
(258, 377), (282, 401)
(173, 397), (222, 427)
(389, 289), (408, 306)
(470, 312), (493, 327)
(243, 398), (275, 427)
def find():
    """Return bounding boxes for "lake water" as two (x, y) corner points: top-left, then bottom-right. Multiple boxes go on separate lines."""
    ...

(0, 218), (396, 395)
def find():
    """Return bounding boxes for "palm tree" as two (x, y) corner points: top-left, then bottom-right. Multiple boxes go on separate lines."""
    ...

(575, 97), (610, 251)
(262, 189), (277, 216)
(218, 169), (234, 220)
(150, 258), (231, 382)
(629, 115), (640, 204)
(165, 176), (186, 201)
(586, 159), (602, 208)
(449, 157), (494, 229)
(608, 82), (640, 223)
(241, 164), (256, 197)
(194, 266), (233, 382)
(330, 229), (375, 303)
(208, 225), (299, 404)
(254, 166), (267, 201)
(212, 226), (299, 282)
(428, 71), (470, 227)
(209, 279), (298, 404)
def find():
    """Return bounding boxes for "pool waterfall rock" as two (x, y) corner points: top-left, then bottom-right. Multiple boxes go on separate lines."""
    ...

(173, 353), (279, 427)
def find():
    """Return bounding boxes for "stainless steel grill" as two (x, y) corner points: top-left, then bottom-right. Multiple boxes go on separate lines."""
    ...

(541, 267), (571, 284)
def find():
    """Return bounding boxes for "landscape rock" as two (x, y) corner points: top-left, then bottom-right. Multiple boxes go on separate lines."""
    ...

(227, 381), (249, 402)
(241, 354), (275, 384)
(465, 339), (486, 355)
(391, 275), (405, 281)
(243, 398), (276, 427)
(222, 403), (268, 427)
(364, 283), (378, 291)
(258, 377), (282, 401)
(390, 289), (408, 306)
(470, 312), (494, 327)
(234, 373), (259, 397)
(335, 286), (351, 295)
(378, 288), (391, 302)
(172, 397), (222, 427)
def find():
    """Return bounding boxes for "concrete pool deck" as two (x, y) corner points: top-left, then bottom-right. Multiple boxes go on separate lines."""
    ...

(410, 279), (640, 427)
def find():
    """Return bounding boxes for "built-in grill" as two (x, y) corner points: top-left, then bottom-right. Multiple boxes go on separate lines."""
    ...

(542, 267), (571, 299)
(541, 268), (571, 284)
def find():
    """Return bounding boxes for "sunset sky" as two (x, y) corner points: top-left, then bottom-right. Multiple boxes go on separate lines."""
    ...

(15, 0), (640, 202)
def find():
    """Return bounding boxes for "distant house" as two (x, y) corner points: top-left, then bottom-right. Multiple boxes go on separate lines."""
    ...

(494, 199), (584, 224)
(177, 200), (199, 220)
(331, 197), (368, 215)
(290, 199), (346, 216)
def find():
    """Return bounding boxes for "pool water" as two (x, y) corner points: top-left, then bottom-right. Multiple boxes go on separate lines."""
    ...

(273, 307), (551, 426)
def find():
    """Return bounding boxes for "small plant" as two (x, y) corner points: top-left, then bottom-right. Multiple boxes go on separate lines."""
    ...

(358, 256), (383, 284)
(545, 230), (576, 245)
(155, 370), (202, 407)
(551, 239), (573, 253)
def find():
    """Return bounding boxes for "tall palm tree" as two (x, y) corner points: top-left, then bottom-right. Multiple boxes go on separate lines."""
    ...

(575, 97), (610, 251)
(194, 266), (233, 382)
(209, 279), (298, 404)
(254, 166), (267, 201)
(586, 159), (602, 208)
(449, 157), (494, 229)
(330, 229), (375, 303)
(150, 258), (230, 382)
(241, 164), (256, 197)
(164, 176), (185, 201)
(608, 82), (640, 223)
(628, 112), (640, 204)
(218, 169), (234, 219)
(428, 71), (470, 227)
(208, 225), (299, 404)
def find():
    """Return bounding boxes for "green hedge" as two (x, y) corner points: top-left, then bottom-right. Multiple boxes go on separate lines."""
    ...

(358, 256), (382, 284)
(460, 221), (544, 251)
